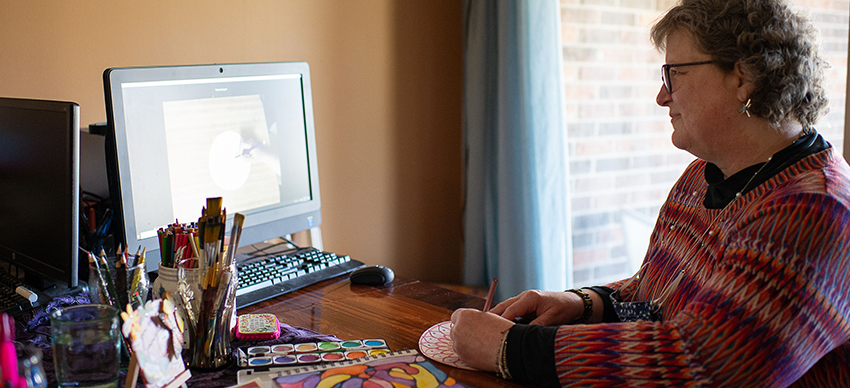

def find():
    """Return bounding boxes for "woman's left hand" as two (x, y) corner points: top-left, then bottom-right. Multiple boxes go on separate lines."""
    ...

(450, 308), (515, 371)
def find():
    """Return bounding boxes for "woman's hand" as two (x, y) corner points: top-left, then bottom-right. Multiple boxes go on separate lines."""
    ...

(489, 289), (582, 326)
(450, 309), (515, 371)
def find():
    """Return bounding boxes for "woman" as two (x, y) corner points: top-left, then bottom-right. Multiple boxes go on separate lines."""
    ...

(450, 0), (850, 386)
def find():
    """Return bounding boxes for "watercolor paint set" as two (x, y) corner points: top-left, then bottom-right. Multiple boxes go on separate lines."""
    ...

(238, 339), (390, 368)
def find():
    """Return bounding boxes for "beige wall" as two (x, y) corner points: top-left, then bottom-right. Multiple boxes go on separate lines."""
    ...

(0, 1), (464, 284)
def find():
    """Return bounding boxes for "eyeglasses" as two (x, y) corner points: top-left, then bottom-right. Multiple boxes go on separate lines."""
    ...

(661, 60), (715, 93)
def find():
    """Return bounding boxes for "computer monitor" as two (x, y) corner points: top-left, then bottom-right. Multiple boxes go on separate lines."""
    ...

(0, 97), (80, 289)
(103, 62), (322, 273)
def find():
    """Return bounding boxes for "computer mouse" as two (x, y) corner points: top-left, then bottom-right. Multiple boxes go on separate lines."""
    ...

(350, 265), (394, 286)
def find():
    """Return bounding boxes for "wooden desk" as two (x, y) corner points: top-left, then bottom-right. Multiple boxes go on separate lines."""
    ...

(237, 275), (528, 388)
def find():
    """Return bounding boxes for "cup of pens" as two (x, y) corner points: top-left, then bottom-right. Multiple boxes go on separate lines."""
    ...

(151, 220), (204, 320)
(87, 251), (150, 311)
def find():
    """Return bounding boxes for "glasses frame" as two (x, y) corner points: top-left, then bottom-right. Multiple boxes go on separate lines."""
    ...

(661, 60), (715, 93)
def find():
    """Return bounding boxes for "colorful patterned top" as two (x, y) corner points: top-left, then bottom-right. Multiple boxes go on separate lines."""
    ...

(550, 146), (850, 387)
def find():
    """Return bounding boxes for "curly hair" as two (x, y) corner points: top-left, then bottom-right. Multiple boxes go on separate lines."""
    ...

(650, 0), (829, 129)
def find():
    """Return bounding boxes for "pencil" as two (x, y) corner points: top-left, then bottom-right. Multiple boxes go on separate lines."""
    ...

(483, 278), (498, 313)
(130, 248), (145, 306)
(89, 252), (115, 306)
(115, 254), (128, 310)
(99, 254), (120, 308)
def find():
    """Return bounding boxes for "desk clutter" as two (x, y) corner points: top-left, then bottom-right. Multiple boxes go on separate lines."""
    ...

(9, 289), (354, 388)
(8, 196), (244, 388)
(83, 197), (246, 372)
(7, 194), (472, 388)
(9, 283), (482, 388)
(236, 349), (473, 388)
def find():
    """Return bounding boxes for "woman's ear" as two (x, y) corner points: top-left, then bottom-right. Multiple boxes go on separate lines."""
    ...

(733, 61), (756, 102)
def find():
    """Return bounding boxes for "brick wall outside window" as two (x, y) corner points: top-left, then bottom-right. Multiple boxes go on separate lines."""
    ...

(562, 0), (849, 287)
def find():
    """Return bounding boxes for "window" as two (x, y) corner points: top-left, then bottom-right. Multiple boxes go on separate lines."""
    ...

(561, 0), (849, 286)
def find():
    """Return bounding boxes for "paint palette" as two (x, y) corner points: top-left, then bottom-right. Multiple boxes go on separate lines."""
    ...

(240, 339), (390, 369)
(418, 321), (475, 370)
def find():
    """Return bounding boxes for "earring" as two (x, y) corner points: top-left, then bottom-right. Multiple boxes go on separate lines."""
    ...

(740, 98), (752, 117)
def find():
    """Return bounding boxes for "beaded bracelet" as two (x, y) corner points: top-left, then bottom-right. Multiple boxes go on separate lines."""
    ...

(495, 329), (512, 380)
(566, 288), (593, 324)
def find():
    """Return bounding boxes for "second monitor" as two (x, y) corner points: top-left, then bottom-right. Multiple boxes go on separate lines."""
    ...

(103, 62), (323, 272)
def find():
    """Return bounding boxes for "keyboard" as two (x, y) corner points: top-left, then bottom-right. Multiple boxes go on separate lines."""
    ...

(0, 267), (39, 314)
(235, 248), (364, 309)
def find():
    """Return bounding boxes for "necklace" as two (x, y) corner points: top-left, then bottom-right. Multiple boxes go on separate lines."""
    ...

(649, 157), (772, 307)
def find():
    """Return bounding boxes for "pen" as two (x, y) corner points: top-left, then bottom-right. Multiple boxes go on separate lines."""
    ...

(483, 278), (498, 313)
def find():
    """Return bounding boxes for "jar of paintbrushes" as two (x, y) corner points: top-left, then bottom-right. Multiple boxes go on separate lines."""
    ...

(174, 197), (245, 369)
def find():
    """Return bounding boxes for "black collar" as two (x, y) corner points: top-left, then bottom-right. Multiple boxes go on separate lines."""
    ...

(703, 131), (828, 209)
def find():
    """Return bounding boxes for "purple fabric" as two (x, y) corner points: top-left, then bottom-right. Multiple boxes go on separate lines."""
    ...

(13, 293), (340, 388)
(13, 293), (93, 388)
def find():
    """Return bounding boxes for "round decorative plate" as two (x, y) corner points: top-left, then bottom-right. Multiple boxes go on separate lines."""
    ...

(418, 321), (475, 370)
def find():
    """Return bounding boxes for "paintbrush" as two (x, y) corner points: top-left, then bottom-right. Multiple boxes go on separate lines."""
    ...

(225, 213), (245, 267)
(202, 199), (223, 289)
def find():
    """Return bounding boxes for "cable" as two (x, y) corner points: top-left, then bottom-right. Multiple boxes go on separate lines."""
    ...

(280, 236), (302, 250)
(243, 240), (298, 259)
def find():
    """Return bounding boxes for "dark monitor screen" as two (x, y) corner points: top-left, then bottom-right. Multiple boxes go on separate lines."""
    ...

(103, 62), (322, 272)
(0, 97), (80, 288)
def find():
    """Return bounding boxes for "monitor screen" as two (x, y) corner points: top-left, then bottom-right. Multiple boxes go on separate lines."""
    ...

(104, 62), (322, 273)
(0, 97), (80, 288)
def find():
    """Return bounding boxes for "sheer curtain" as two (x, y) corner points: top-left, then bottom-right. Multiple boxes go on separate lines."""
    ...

(462, 0), (571, 301)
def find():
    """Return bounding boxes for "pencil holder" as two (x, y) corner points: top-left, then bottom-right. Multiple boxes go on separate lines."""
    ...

(152, 262), (203, 322)
(181, 262), (238, 369)
(88, 257), (150, 311)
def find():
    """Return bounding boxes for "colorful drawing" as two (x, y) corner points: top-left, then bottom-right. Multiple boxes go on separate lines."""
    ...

(418, 321), (474, 370)
(272, 353), (469, 388)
